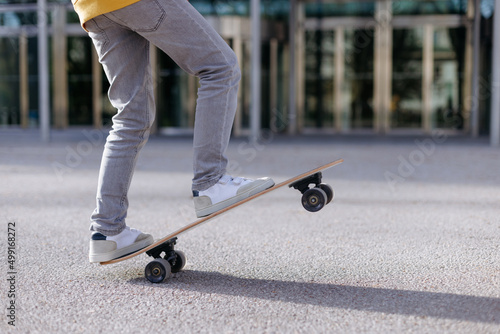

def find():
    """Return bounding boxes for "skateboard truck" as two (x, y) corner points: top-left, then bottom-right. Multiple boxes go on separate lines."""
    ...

(289, 172), (334, 212)
(144, 237), (187, 283)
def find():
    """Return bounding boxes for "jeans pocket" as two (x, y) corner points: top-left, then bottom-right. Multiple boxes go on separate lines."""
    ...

(85, 19), (110, 56)
(107, 0), (166, 32)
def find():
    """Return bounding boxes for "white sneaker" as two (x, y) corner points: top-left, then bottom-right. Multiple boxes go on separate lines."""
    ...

(193, 175), (275, 217)
(89, 226), (154, 263)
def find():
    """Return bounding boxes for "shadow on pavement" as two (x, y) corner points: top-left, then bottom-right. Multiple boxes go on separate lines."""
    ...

(130, 270), (500, 324)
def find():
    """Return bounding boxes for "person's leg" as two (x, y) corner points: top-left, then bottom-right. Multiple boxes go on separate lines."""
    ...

(107, 0), (241, 191)
(84, 15), (155, 263)
(111, 0), (274, 216)
(133, 0), (274, 216)
(88, 0), (273, 228)
(86, 16), (155, 236)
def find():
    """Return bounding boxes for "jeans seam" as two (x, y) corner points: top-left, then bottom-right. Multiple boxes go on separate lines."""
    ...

(106, 0), (166, 32)
(143, 0), (166, 32)
(89, 18), (110, 53)
(118, 57), (151, 210)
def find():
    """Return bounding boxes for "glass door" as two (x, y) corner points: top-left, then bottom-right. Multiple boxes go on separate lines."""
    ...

(432, 27), (466, 130)
(344, 28), (375, 129)
(391, 28), (424, 129)
(304, 29), (335, 129)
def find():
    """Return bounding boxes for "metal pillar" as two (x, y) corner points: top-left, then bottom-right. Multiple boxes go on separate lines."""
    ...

(250, 0), (261, 143)
(334, 27), (345, 132)
(269, 38), (278, 131)
(37, 0), (50, 142)
(92, 46), (103, 129)
(288, 0), (297, 134)
(374, 0), (393, 133)
(52, 5), (68, 129)
(471, 0), (481, 137)
(19, 28), (29, 128)
(491, 0), (500, 146)
(422, 24), (434, 133)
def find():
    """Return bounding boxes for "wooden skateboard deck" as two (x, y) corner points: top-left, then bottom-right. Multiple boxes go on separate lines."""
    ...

(100, 159), (343, 281)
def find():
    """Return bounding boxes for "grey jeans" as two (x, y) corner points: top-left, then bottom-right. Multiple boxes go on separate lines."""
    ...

(86, 0), (240, 235)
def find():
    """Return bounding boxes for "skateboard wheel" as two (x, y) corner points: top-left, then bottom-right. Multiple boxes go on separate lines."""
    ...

(145, 258), (171, 283)
(317, 183), (334, 204)
(301, 188), (327, 212)
(170, 250), (187, 273)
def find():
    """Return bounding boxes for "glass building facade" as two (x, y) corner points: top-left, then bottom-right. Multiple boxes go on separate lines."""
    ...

(0, 0), (495, 136)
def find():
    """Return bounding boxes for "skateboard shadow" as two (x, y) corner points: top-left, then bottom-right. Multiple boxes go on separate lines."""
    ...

(130, 270), (500, 324)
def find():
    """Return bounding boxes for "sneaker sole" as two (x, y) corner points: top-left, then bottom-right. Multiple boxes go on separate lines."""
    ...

(89, 235), (154, 263)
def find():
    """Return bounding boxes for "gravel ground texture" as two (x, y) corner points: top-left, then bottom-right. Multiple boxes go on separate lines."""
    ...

(0, 128), (499, 333)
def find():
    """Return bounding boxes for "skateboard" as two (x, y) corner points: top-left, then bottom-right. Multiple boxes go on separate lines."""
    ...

(100, 158), (343, 283)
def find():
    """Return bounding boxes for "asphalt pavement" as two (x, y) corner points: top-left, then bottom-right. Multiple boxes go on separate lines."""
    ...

(0, 128), (499, 333)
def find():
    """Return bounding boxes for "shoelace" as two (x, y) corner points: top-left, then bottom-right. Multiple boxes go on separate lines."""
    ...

(231, 176), (248, 185)
(219, 175), (249, 185)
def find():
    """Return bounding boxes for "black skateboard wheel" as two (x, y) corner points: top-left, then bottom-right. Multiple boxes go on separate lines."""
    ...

(145, 258), (171, 283)
(301, 187), (328, 212)
(317, 183), (334, 204)
(170, 250), (187, 273)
